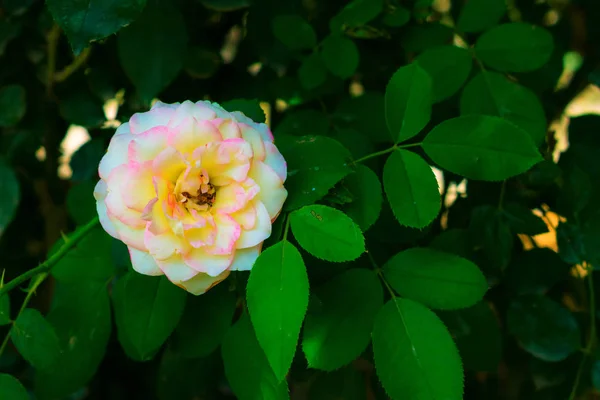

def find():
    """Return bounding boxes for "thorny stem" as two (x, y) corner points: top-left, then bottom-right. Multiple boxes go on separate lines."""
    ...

(568, 266), (596, 400)
(0, 217), (100, 298)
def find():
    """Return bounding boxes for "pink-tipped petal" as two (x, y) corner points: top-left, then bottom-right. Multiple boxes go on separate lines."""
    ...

(168, 117), (222, 156)
(230, 202), (257, 230)
(212, 118), (241, 140)
(129, 247), (163, 276)
(229, 245), (261, 271)
(144, 225), (186, 261)
(152, 147), (186, 183)
(121, 161), (156, 212)
(127, 126), (169, 163)
(95, 183), (119, 239)
(236, 201), (271, 249)
(130, 106), (177, 134)
(240, 124), (266, 160)
(263, 142), (287, 182)
(203, 213), (241, 255)
(248, 160), (288, 220)
(98, 133), (135, 180)
(183, 248), (233, 277)
(212, 182), (248, 214)
(158, 255), (198, 282)
(179, 269), (230, 296)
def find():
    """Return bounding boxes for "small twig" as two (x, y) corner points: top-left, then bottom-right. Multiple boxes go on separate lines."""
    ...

(54, 47), (92, 83)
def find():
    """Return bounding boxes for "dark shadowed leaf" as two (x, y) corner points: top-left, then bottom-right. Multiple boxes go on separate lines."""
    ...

(278, 135), (352, 210)
(59, 90), (106, 128)
(299, 53), (327, 90)
(290, 205), (365, 262)
(373, 298), (463, 400)
(113, 273), (186, 361)
(309, 367), (366, 399)
(504, 248), (571, 296)
(422, 115), (542, 181)
(321, 35), (359, 79)
(475, 23), (553, 72)
(503, 202), (549, 235)
(199, 0), (249, 11)
(383, 150), (440, 228)
(272, 15), (316, 50)
(457, 0), (505, 33)
(222, 314), (289, 400)
(172, 283), (236, 358)
(416, 46), (472, 102)
(383, 6), (410, 27)
(340, 165), (382, 231)
(275, 110), (329, 137)
(69, 138), (105, 182)
(184, 47), (221, 79)
(246, 240), (309, 381)
(66, 181), (97, 225)
(222, 99), (265, 123)
(0, 160), (20, 239)
(0, 85), (26, 127)
(118, 3), (188, 102)
(460, 71), (547, 144)
(302, 269), (383, 370)
(507, 295), (580, 362)
(383, 247), (487, 309)
(330, 0), (383, 31)
(12, 308), (61, 371)
(401, 23), (453, 53)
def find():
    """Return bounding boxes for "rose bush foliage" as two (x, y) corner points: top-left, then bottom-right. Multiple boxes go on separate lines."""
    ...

(0, 0), (600, 400)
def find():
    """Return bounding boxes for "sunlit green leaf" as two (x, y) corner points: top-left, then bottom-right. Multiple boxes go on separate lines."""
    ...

(373, 298), (463, 400)
(290, 205), (365, 262)
(0, 374), (28, 400)
(12, 309), (61, 370)
(246, 241), (309, 381)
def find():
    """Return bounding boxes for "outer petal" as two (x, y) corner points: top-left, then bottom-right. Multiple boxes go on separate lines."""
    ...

(94, 180), (119, 239)
(104, 164), (145, 228)
(158, 255), (198, 282)
(98, 132), (135, 180)
(248, 160), (288, 220)
(183, 248), (234, 277)
(122, 161), (156, 212)
(113, 220), (146, 251)
(229, 245), (261, 271)
(240, 124), (266, 160)
(230, 203), (257, 230)
(130, 104), (177, 134)
(263, 142), (287, 183)
(128, 247), (163, 276)
(179, 269), (230, 296)
(144, 224), (186, 261)
(236, 201), (271, 249)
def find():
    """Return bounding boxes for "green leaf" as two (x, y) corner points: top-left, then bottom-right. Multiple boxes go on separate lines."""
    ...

(383, 150), (440, 228)
(290, 205), (365, 262)
(504, 249), (571, 296)
(507, 295), (580, 362)
(422, 115), (542, 181)
(277, 135), (352, 210)
(51, 227), (115, 283)
(503, 202), (549, 235)
(172, 283), (236, 358)
(69, 138), (106, 182)
(383, 6), (410, 27)
(246, 241), (309, 382)
(299, 53), (327, 90)
(340, 165), (382, 231)
(272, 15), (316, 50)
(385, 63), (432, 143)
(113, 273), (186, 361)
(12, 309), (61, 370)
(275, 110), (329, 137)
(308, 367), (366, 400)
(199, 0), (249, 11)
(592, 360), (600, 391)
(475, 23), (554, 73)
(34, 281), (112, 398)
(59, 90), (107, 128)
(330, 0), (384, 31)
(321, 35), (359, 79)
(401, 23), (453, 53)
(0, 374), (28, 400)
(438, 301), (502, 372)
(460, 71), (547, 144)
(383, 247), (487, 309)
(469, 205), (513, 271)
(372, 298), (463, 400)
(222, 314), (289, 400)
(333, 92), (389, 144)
(184, 47), (221, 79)
(0, 85), (26, 127)
(302, 269), (383, 371)
(416, 45), (472, 102)
(457, 0), (505, 33)
(0, 160), (20, 238)
(66, 181), (97, 225)
(47, 0), (147, 55)
(430, 229), (472, 259)
(0, 21), (22, 57)
(222, 99), (265, 123)
(118, 3), (188, 102)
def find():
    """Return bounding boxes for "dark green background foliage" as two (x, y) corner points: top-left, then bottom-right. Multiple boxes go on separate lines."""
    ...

(1, 0), (600, 399)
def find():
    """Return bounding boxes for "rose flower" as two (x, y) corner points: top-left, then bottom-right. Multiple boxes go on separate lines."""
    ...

(94, 100), (287, 294)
